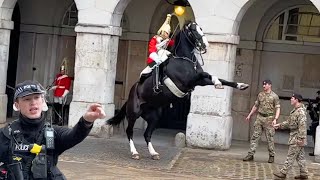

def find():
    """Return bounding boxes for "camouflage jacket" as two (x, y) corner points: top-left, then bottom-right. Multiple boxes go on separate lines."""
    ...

(254, 91), (280, 115)
(280, 104), (307, 146)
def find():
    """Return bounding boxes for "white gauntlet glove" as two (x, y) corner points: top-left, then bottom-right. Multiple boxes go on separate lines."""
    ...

(50, 85), (57, 90)
(62, 90), (69, 98)
(156, 39), (169, 50)
(149, 52), (162, 65)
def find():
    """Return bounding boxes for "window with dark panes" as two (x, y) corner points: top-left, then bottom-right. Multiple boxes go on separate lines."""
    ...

(265, 5), (320, 43)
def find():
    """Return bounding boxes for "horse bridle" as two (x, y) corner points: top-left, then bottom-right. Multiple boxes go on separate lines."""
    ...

(184, 22), (207, 54)
(173, 22), (207, 68)
(163, 22), (208, 97)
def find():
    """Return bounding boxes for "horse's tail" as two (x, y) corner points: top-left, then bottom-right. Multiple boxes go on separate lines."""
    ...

(106, 102), (127, 126)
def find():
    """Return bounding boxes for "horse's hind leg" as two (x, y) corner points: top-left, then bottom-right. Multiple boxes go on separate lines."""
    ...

(126, 116), (140, 160)
(126, 83), (142, 160)
(142, 108), (162, 160)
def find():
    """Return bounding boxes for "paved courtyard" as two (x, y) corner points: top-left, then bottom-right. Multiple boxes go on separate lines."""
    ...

(57, 129), (320, 179)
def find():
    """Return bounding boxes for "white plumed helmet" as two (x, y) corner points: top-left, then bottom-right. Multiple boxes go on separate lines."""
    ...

(157, 14), (172, 36)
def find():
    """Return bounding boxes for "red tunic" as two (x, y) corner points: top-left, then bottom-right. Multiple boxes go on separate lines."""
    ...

(54, 74), (71, 97)
(146, 36), (174, 65)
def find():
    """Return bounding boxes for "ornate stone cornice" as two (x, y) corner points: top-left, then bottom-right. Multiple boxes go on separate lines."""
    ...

(0, 20), (14, 30)
(75, 24), (122, 36)
(205, 34), (240, 45)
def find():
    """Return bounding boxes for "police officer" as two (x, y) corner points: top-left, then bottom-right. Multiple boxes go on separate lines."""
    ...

(243, 79), (280, 163)
(0, 80), (106, 180)
(273, 93), (308, 179)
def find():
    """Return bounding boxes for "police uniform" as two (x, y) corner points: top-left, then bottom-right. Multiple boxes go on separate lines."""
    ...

(274, 94), (308, 179)
(0, 81), (93, 180)
(247, 90), (280, 158)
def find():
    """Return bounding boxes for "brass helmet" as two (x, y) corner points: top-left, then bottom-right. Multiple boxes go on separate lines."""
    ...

(157, 14), (172, 37)
(60, 57), (68, 74)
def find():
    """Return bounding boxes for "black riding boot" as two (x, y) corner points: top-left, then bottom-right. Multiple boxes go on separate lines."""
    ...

(139, 73), (151, 84)
(53, 103), (63, 125)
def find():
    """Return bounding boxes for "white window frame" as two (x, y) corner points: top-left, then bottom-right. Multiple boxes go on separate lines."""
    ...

(62, 2), (78, 28)
(264, 5), (320, 44)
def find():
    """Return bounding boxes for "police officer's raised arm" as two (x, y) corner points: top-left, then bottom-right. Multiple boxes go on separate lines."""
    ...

(54, 103), (106, 154)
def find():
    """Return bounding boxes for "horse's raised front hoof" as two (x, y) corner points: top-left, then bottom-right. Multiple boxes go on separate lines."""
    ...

(132, 154), (140, 160)
(151, 154), (160, 160)
(237, 83), (249, 90)
(214, 84), (224, 89)
(105, 120), (111, 125)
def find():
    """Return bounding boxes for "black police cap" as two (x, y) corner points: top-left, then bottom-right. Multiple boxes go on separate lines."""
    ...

(14, 80), (45, 100)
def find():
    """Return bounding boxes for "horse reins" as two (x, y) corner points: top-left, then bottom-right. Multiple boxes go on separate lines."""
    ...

(173, 24), (206, 68)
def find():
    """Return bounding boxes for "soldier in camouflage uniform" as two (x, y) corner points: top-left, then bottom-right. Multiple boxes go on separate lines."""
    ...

(273, 93), (308, 179)
(243, 79), (280, 163)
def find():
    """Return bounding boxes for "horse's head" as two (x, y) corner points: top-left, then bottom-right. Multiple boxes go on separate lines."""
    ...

(184, 21), (209, 53)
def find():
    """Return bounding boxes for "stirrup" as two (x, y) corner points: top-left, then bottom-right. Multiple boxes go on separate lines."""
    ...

(153, 84), (163, 94)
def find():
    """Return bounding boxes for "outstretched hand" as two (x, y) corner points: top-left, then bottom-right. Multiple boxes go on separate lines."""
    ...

(245, 115), (251, 122)
(273, 123), (280, 129)
(297, 139), (305, 146)
(83, 103), (106, 123)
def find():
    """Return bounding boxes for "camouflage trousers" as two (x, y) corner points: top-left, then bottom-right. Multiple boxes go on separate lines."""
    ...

(248, 115), (275, 156)
(280, 145), (308, 176)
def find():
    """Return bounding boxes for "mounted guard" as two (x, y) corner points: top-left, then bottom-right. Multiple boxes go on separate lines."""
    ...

(107, 20), (250, 161)
(140, 14), (175, 87)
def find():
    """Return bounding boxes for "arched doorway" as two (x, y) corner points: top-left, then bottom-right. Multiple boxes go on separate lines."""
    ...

(6, 3), (20, 118)
(233, 0), (320, 145)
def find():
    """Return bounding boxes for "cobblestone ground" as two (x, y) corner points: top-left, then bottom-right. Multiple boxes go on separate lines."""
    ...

(58, 135), (320, 180)
(171, 149), (320, 180)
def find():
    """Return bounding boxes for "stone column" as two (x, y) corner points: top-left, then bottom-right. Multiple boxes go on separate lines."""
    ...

(0, 20), (14, 124)
(186, 34), (239, 150)
(68, 24), (121, 135)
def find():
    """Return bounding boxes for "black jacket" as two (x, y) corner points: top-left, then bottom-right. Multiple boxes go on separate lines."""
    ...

(0, 113), (93, 179)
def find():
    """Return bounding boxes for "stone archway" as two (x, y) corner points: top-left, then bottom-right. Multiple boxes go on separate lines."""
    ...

(180, 0), (320, 150)
(0, 0), (17, 19)
(69, 0), (125, 134)
(182, 0), (254, 149)
(0, 0), (17, 123)
(6, 3), (20, 118)
(233, 0), (320, 145)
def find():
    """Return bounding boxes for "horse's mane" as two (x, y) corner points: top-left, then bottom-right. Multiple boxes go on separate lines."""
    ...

(171, 21), (193, 54)
(183, 20), (193, 27)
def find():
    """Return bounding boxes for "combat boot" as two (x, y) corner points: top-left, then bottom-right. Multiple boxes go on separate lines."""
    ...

(243, 154), (254, 161)
(274, 172), (286, 179)
(294, 175), (308, 179)
(268, 156), (274, 163)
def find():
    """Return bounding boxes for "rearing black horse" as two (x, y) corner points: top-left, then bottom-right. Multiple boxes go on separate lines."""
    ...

(107, 21), (249, 160)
